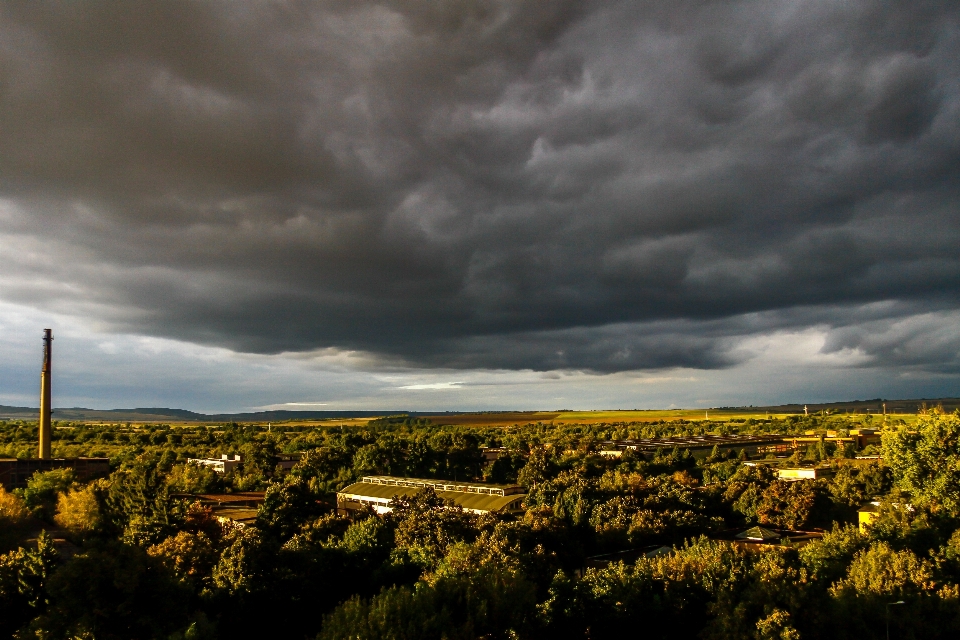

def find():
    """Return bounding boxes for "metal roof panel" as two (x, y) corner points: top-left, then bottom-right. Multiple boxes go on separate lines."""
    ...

(339, 482), (525, 513)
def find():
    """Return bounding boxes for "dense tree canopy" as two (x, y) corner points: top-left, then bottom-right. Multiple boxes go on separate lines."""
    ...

(0, 411), (957, 638)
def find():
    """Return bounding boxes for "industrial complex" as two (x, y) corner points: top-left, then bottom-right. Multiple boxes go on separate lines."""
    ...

(0, 329), (109, 490)
(594, 429), (880, 459)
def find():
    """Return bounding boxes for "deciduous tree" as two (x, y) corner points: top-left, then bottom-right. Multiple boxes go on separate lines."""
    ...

(54, 484), (101, 535)
(884, 412), (960, 511)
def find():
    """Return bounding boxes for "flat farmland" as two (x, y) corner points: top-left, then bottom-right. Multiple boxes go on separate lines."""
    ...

(263, 417), (379, 427)
(419, 412), (561, 426)
(422, 409), (794, 426)
(64, 406), (918, 430)
(423, 408), (910, 427)
(549, 409), (791, 423)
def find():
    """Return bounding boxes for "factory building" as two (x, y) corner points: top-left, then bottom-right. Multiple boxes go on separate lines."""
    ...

(596, 434), (792, 459)
(1, 329), (109, 491)
(0, 456), (110, 491)
(337, 475), (526, 516)
(185, 453), (303, 474)
(595, 430), (880, 460)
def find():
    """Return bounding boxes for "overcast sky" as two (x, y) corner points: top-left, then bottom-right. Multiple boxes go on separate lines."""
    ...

(1, 1), (958, 412)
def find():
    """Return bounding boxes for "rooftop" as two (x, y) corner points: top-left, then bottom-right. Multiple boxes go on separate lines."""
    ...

(360, 475), (524, 496)
(340, 480), (526, 514)
(213, 507), (259, 525)
(599, 434), (789, 451)
(736, 526), (782, 542)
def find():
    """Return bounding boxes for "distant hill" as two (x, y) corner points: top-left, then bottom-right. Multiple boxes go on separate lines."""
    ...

(1, 397), (957, 423)
(0, 405), (406, 422)
(720, 398), (960, 413)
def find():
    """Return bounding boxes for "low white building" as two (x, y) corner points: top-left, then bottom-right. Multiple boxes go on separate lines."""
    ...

(777, 467), (834, 481)
(187, 454), (242, 473)
(597, 450), (624, 458)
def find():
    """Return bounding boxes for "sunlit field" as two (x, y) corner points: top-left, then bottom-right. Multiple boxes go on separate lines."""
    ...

(62, 406), (924, 430)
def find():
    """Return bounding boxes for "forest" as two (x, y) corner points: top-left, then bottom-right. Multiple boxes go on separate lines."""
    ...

(1, 411), (959, 639)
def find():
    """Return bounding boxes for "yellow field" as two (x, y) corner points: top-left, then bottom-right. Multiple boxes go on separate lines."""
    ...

(550, 409), (785, 423)
(423, 408), (907, 427)
(69, 407), (919, 429)
(415, 409), (803, 426)
(260, 417), (379, 427)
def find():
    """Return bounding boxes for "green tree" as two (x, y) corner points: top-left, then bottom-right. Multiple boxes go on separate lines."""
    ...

(884, 412), (960, 510)
(291, 446), (354, 486)
(211, 526), (273, 596)
(339, 515), (393, 559)
(830, 542), (934, 598)
(627, 508), (724, 546)
(19, 468), (75, 521)
(165, 463), (226, 494)
(353, 442), (401, 477)
(517, 447), (557, 490)
(29, 542), (190, 640)
(754, 609), (800, 640)
(390, 488), (475, 569)
(320, 542), (538, 640)
(148, 531), (218, 590)
(257, 475), (331, 541)
(0, 485), (28, 524)
(798, 523), (869, 584)
(105, 463), (186, 545)
(283, 512), (354, 549)
(54, 483), (102, 537)
(0, 532), (58, 637)
(0, 485), (30, 551)
(484, 451), (527, 484)
(756, 480), (831, 530)
(723, 465), (776, 523)
(702, 548), (811, 640)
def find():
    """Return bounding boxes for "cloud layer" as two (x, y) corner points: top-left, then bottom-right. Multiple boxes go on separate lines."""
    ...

(1, 1), (958, 382)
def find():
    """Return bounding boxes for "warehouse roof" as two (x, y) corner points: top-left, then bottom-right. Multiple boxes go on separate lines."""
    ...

(213, 507), (259, 526)
(736, 526), (782, 542)
(338, 481), (525, 514)
(360, 475), (524, 496)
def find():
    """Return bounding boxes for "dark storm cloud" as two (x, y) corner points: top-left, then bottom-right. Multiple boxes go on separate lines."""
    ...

(1, 0), (959, 373)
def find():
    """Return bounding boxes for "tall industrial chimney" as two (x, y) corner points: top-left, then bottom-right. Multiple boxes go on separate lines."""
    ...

(39, 328), (53, 459)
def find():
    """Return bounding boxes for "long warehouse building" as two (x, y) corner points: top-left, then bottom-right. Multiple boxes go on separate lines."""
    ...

(337, 475), (526, 516)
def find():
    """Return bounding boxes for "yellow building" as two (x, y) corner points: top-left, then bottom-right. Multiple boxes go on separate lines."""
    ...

(777, 467), (834, 481)
(857, 502), (882, 532)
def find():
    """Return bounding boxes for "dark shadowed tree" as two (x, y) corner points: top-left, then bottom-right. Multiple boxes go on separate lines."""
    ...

(29, 542), (190, 640)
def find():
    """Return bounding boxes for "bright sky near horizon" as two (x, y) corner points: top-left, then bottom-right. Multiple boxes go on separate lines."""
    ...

(1, 2), (958, 412)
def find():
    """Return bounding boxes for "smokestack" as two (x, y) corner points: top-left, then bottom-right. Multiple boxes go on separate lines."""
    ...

(39, 329), (53, 459)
